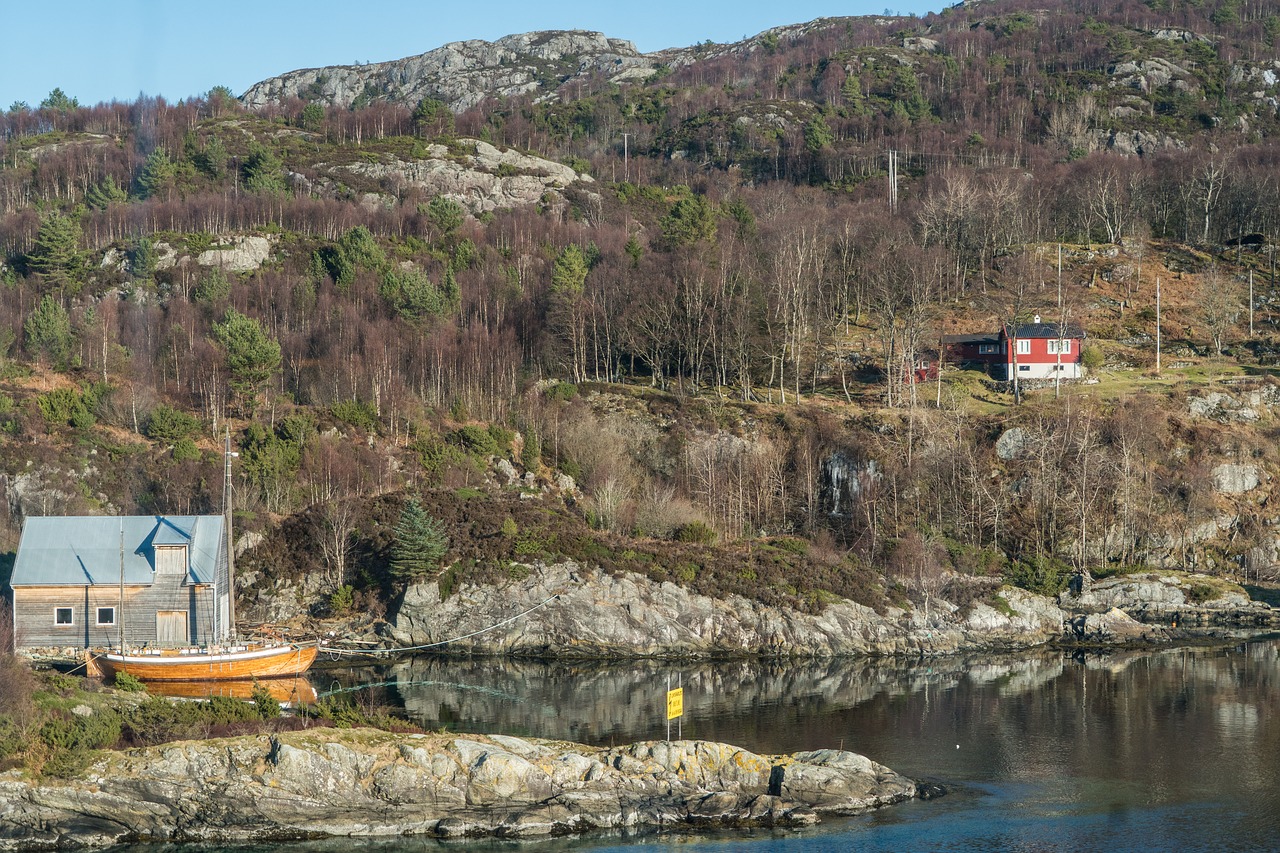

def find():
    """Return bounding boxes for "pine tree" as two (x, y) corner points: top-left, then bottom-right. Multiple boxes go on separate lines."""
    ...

(213, 309), (281, 409)
(27, 211), (83, 293)
(24, 295), (72, 367)
(390, 499), (449, 580)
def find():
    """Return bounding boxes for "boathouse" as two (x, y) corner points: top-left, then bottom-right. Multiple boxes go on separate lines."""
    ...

(5, 515), (230, 651)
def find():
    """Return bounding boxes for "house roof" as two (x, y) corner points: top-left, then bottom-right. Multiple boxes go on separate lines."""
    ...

(1010, 320), (1085, 339)
(942, 333), (1001, 345)
(10, 515), (225, 587)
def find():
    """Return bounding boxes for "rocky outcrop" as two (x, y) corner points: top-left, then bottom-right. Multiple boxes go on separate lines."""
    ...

(239, 21), (854, 114)
(1058, 571), (1277, 629)
(241, 31), (659, 114)
(387, 561), (1065, 657)
(0, 731), (916, 849)
(320, 139), (590, 214)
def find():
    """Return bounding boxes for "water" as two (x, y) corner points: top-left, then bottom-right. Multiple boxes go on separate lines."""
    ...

(126, 641), (1280, 851)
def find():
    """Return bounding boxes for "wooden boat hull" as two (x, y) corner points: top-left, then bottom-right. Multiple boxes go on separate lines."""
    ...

(95, 643), (318, 682)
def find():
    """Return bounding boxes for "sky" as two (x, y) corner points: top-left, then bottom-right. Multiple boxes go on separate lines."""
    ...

(2, 0), (946, 109)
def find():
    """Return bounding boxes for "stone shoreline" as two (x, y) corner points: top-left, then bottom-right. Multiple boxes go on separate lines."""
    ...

(0, 731), (920, 850)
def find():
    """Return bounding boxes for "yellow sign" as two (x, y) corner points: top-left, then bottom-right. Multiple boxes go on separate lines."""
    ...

(666, 687), (684, 720)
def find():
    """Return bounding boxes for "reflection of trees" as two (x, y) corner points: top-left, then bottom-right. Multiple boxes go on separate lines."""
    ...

(368, 642), (1280, 814)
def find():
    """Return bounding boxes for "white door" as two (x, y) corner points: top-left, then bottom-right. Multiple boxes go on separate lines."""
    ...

(156, 611), (188, 646)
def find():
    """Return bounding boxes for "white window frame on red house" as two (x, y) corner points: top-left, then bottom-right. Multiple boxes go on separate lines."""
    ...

(1047, 339), (1072, 355)
(1015, 339), (1031, 355)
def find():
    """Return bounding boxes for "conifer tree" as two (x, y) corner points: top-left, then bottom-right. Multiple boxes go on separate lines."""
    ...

(390, 499), (449, 580)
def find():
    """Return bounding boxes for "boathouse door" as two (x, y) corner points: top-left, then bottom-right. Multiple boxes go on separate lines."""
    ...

(156, 610), (188, 646)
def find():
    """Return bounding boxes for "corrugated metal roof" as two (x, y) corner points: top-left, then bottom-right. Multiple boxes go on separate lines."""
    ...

(10, 515), (225, 587)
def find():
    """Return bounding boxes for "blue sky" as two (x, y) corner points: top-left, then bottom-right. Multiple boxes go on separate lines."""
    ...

(3, 0), (944, 109)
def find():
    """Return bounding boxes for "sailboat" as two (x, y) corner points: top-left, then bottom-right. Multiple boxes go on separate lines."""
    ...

(89, 432), (318, 683)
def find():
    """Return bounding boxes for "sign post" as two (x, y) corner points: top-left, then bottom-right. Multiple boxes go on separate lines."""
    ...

(666, 675), (683, 742)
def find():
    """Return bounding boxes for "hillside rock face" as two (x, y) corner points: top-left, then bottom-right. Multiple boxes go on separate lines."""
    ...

(241, 31), (659, 113)
(321, 139), (591, 213)
(0, 731), (915, 848)
(387, 561), (1065, 657)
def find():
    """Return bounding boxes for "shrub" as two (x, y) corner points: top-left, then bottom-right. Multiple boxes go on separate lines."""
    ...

(250, 682), (281, 720)
(111, 672), (145, 693)
(329, 584), (355, 614)
(1185, 582), (1220, 604)
(675, 521), (717, 545)
(331, 399), (378, 432)
(545, 381), (577, 402)
(1005, 554), (1072, 596)
(145, 403), (200, 445)
(449, 425), (499, 457)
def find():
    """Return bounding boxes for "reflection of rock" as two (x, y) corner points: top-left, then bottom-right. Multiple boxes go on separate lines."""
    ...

(0, 731), (915, 844)
(387, 651), (1071, 743)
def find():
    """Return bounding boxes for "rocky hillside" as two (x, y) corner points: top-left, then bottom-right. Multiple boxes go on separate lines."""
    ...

(241, 30), (663, 113)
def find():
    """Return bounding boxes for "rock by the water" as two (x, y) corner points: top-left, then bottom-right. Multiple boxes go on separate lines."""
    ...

(0, 731), (916, 849)
(388, 561), (1064, 658)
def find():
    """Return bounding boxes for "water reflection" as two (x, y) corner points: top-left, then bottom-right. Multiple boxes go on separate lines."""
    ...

(303, 642), (1280, 849)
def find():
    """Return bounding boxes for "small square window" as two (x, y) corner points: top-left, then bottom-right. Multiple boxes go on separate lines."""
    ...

(1016, 339), (1031, 355)
(96, 607), (116, 626)
(55, 607), (74, 626)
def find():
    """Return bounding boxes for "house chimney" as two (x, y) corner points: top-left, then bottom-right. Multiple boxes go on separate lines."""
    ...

(1033, 314), (1041, 324)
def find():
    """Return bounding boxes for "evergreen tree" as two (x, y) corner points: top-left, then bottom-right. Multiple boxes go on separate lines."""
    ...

(39, 88), (79, 112)
(213, 309), (281, 407)
(242, 144), (287, 195)
(197, 136), (228, 179)
(85, 176), (128, 209)
(27, 211), (83, 293)
(24, 295), (72, 367)
(137, 148), (176, 200)
(390, 499), (449, 580)
(804, 115), (834, 153)
(130, 237), (157, 281)
(551, 244), (588, 296)
(660, 195), (717, 246)
(300, 102), (325, 131)
(411, 97), (453, 137)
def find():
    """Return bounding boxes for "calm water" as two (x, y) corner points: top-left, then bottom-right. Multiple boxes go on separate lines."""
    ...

(125, 640), (1280, 851)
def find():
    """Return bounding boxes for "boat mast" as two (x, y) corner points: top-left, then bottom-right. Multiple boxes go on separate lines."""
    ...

(223, 430), (239, 644)
(118, 519), (125, 652)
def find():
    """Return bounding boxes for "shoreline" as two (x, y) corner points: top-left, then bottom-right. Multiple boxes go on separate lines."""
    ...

(0, 732), (922, 850)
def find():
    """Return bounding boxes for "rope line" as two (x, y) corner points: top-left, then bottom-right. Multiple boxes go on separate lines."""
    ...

(323, 593), (562, 658)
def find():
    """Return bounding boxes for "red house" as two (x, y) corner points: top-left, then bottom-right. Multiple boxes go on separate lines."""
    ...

(944, 316), (1085, 381)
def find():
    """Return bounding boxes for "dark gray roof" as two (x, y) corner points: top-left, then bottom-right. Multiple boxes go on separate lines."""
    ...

(10, 515), (225, 587)
(1012, 322), (1084, 339)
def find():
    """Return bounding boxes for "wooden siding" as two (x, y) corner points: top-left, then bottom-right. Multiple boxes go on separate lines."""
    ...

(13, 581), (213, 649)
(154, 545), (188, 575)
